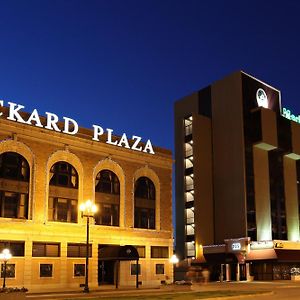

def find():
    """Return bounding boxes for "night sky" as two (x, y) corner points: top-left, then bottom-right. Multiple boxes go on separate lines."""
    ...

(0, 0), (299, 152)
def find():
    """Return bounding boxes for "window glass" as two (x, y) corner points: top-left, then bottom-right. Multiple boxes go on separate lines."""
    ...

(32, 243), (60, 257)
(134, 246), (145, 258)
(156, 264), (164, 275)
(1, 264), (15, 278)
(151, 246), (168, 258)
(74, 264), (85, 277)
(40, 264), (53, 277)
(0, 241), (24, 256)
(130, 264), (141, 275)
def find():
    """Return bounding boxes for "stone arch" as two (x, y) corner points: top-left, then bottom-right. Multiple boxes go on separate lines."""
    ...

(133, 166), (161, 231)
(93, 158), (125, 227)
(45, 150), (84, 224)
(0, 139), (35, 219)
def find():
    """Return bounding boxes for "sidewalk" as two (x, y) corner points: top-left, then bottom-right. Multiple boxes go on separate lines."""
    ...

(25, 281), (300, 300)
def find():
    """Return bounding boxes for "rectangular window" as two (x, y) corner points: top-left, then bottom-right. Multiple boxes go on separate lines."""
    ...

(151, 246), (168, 258)
(48, 197), (77, 223)
(67, 243), (92, 258)
(0, 241), (25, 256)
(156, 264), (164, 275)
(40, 264), (53, 277)
(32, 243), (60, 257)
(1, 264), (15, 278)
(130, 264), (141, 275)
(95, 203), (119, 226)
(74, 264), (85, 277)
(134, 246), (145, 258)
(0, 191), (28, 219)
(134, 208), (155, 229)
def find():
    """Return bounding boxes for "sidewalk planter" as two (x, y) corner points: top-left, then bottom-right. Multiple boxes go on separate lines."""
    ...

(291, 275), (300, 281)
(0, 288), (27, 300)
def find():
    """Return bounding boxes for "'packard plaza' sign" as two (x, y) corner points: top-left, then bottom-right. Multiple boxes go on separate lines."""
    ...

(0, 101), (155, 155)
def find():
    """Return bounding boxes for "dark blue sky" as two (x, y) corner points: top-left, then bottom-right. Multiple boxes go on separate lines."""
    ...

(0, 0), (299, 151)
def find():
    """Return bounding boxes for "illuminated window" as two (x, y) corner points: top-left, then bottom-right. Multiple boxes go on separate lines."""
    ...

(151, 246), (168, 258)
(49, 162), (78, 188)
(48, 162), (78, 223)
(0, 152), (30, 219)
(32, 242), (60, 257)
(95, 170), (120, 226)
(134, 177), (156, 229)
(48, 197), (77, 223)
(134, 246), (145, 258)
(0, 241), (24, 256)
(184, 116), (193, 136)
(186, 242), (195, 257)
(95, 170), (120, 194)
(67, 243), (92, 258)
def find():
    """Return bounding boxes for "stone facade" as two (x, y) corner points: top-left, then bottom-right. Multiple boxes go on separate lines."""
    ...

(0, 115), (172, 291)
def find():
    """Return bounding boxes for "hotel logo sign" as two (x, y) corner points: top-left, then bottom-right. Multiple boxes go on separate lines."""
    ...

(282, 107), (300, 124)
(256, 88), (269, 108)
(0, 101), (155, 155)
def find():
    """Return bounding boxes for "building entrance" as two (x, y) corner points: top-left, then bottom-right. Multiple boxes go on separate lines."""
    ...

(98, 244), (140, 288)
(98, 260), (116, 285)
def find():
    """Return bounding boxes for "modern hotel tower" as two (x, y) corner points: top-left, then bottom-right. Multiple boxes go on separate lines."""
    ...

(175, 71), (300, 281)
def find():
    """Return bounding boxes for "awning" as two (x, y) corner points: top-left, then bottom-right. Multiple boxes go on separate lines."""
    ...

(98, 245), (139, 261)
(246, 249), (277, 261)
(275, 249), (300, 262)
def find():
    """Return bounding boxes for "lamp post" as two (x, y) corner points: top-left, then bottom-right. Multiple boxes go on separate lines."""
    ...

(80, 200), (97, 293)
(0, 249), (12, 289)
(170, 254), (179, 284)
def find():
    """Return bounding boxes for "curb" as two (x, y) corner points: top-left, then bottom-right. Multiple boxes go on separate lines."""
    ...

(195, 291), (274, 300)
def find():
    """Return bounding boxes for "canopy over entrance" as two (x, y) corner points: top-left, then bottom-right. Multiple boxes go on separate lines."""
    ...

(98, 245), (139, 289)
(99, 245), (139, 261)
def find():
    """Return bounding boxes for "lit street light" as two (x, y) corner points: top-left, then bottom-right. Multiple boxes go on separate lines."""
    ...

(170, 254), (179, 283)
(80, 200), (97, 293)
(0, 249), (12, 289)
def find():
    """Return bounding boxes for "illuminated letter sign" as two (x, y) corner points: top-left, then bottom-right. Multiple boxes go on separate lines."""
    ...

(232, 243), (241, 251)
(282, 107), (300, 124)
(0, 100), (155, 155)
(256, 88), (268, 108)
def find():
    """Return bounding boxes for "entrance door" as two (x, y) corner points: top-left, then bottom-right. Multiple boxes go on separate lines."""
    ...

(98, 260), (116, 285)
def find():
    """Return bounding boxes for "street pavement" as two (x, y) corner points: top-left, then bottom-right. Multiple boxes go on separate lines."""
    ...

(25, 281), (300, 299)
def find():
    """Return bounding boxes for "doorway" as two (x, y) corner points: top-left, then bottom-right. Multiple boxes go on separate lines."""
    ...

(98, 260), (116, 285)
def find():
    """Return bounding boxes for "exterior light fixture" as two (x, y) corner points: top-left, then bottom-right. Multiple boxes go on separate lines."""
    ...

(0, 249), (12, 288)
(170, 254), (179, 284)
(80, 200), (97, 293)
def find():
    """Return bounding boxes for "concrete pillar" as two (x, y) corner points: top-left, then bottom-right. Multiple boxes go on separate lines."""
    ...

(246, 263), (251, 281)
(283, 156), (300, 241)
(253, 146), (272, 241)
(226, 264), (230, 281)
(236, 263), (240, 282)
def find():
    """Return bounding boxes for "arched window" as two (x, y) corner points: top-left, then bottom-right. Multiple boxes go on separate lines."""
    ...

(49, 161), (78, 188)
(134, 177), (155, 229)
(95, 170), (120, 226)
(0, 152), (30, 219)
(48, 161), (78, 223)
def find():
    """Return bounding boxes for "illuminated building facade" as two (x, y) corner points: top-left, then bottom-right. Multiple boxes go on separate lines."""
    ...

(0, 106), (172, 291)
(175, 71), (300, 280)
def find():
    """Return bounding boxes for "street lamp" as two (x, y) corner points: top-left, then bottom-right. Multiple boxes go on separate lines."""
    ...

(170, 254), (179, 284)
(0, 249), (12, 289)
(80, 200), (97, 293)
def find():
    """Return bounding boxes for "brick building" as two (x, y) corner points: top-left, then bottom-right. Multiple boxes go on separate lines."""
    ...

(0, 103), (172, 291)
